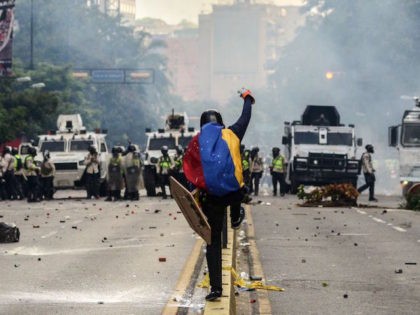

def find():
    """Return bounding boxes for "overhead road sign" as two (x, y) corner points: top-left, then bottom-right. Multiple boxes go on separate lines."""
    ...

(72, 68), (155, 84)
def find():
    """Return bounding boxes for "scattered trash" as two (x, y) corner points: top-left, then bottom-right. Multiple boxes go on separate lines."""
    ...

(250, 299), (256, 303)
(33, 225), (40, 229)
(265, 202), (271, 206)
(322, 282), (328, 287)
(159, 257), (167, 262)
(14, 264), (19, 268)
(154, 209), (161, 214)
(405, 262), (417, 265)
(250, 275), (262, 281)
(395, 269), (403, 274)
(149, 226), (157, 229)
(38, 257), (41, 261)
(72, 226), (78, 229)
(296, 227), (299, 230)
(354, 243), (358, 246)
(343, 294), (348, 298)
(301, 259), (306, 263)
(382, 209), (387, 214)
(98, 301), (104, 305)
(313, 218), (321, 220)
(59, 220), (65, 223)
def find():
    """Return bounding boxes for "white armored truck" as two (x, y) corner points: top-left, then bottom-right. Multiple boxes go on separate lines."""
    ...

(37, 114), (109, 193)
(389, 98), (420, 197)
(143, 111), (198, 196)
(283, 105), (363, 193)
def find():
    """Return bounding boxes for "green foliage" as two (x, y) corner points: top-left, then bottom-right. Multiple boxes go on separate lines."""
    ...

(9, 0), (177, 146)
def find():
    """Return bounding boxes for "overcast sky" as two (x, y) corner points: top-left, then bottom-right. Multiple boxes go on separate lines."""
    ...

(136, 0), (303, 24)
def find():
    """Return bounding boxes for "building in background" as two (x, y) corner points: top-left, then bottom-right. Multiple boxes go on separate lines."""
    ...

(198, 0), (303, 103)
(87, 0), (136, 24)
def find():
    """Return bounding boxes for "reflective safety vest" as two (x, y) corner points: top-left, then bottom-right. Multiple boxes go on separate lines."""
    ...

(174, 155), (183, 171)
(14, 154), (22, 171)
(272, 156), (285, 173)
(159, 156), (172, 174)
(109, 156), (123, 173)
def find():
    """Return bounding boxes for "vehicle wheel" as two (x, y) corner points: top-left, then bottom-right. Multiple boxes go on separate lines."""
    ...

(143, 168), (157, 197)
(290, 177), (299, 194)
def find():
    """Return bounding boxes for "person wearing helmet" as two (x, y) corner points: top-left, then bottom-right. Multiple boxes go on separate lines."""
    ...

(12, 147), (25, 199)
(270, 147), (286, 196)
(2, 146), (17, 200)
(40, 150), (56, 200)
(106, 146), (124, 201)
(357, 144), (378, 201)
(172, 145), (186, 187)
(124, 144), (141, 200)
(183, 88), (255, 301)
(24, 146), (41, 202)
(84, 145), (100, 199)
(250, 147), (263, 196)
(158, 145), (173, 199)
(241, 147), (251, 191)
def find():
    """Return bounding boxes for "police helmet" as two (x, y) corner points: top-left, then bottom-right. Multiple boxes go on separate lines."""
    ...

(88, 145), (97, 154)
(272, 147), (280, 155)
(11, 147), (18, 155)
(28, 146), (37, 156)
(127, 144), (136, 152)
(176, 145), (183, 155)
(365, 144), (374, 153)
(200, 109), (224, 127)
(161, 145), (169, 155)
(3, 146), (11, 154)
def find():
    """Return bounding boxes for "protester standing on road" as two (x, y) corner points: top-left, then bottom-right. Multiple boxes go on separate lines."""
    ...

(270, 147), (286, 196)
(106, 147), (124, 201)
(12, 147), (25, 199)
(40, 150), (55, 200)
(358, 144), (378, 202)
(250, 147), (263, 196)
(183, 88), (254, 301)
(2, 146), (17, 200)
(84, 145), (100, 199)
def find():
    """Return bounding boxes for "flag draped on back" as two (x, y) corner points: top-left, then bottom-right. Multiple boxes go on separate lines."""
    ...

(183, 122), (243, 196)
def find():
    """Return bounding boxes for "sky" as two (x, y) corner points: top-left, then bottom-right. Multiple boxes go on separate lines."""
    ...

(136, 0), (303, 24)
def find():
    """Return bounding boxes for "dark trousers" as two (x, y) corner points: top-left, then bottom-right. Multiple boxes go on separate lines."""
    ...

(159, 174), (170, 197)
(4, 170), (17, 200)
(86, 173), (100, 198)
(15, 175), (26, 199)
(27, 176), (40, 202)
(107, 190), (122, 200)
(250, 172), (261, 195)
(40, 176), (54, 200)
(358, 172), (375, 199)
(0, 177), (6, 200)
(272, 172), (286, 195)
(243, 169), (251, 191)
(202, 200), (225, 292)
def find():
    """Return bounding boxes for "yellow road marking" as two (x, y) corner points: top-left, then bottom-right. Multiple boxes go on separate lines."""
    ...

(161, 238), (204, 315)
(245, 204), (273, 315)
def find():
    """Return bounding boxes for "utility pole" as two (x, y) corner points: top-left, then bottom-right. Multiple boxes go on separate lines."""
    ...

(30, 0), (34, 69)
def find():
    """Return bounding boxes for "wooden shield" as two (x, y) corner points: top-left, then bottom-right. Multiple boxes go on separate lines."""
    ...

(169, 176), (211, 244)
(407, 183), (420, 197)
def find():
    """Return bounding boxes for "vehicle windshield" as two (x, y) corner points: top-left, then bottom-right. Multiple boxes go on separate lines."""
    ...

(294, 132), (319, 145)
(178, 136), (193, 148)
(402, 124), (420, 146)
(40, 141), (66, 152)
(148, 138), (176, 150)
(294, 131), (352, 145)
(70, 140), (94, 151)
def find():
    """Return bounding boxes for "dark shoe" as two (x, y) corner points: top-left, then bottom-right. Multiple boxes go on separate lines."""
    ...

(273, 192), (277, 196)
(205, 289), (222, 301)
(369, 198), (378, 202)
(243, 194), (252, 204)
(105, 197), (112, 202)
(231, 207), (245, 230)
(280, 193), (285, 197)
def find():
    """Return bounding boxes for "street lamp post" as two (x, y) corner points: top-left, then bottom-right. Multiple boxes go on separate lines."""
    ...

(30, 0), (34, 69)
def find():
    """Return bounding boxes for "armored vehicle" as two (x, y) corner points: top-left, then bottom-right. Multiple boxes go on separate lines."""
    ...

(283, 105), (363, 193)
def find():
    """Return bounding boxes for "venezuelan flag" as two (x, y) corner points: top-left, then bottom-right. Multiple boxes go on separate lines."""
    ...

(183, 122), (243, 196)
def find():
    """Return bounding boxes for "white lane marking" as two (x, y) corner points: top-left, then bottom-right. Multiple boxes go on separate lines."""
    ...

(372, 217), (386, 224)
(387, 223), (393, 226)
(341, 233), (369, 236)
(3, 244), (147, 256)
(41, 231), (57, 239)
(392, 226), (407, 233)
(356, 210), (367, 215)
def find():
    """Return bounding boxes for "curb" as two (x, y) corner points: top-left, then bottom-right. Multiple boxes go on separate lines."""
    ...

(204, 209), (237, 315)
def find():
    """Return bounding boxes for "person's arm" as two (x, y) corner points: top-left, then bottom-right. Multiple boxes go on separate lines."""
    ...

(228, 95), (254, 141)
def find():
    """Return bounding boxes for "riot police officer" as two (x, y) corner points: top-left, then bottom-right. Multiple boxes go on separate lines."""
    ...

(124, 144), (141, 201)
(158, 145), (173, 199)
(106, 147), (124, 201)
(84, 145), (100, 199)
(250, 147), (263, 196)
(172, 145), (186, 187)
(24, 146), (41, 202)
(270, 147), (286, 196)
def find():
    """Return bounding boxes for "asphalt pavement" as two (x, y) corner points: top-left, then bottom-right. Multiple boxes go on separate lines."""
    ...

(0, 190), (198, 314)
(249, 192), (420, 315)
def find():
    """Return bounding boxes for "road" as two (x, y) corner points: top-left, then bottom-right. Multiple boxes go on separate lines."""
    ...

(1, 190), (419, 314)
(246, 193), (420, 315)
(0, 191), (199, 315)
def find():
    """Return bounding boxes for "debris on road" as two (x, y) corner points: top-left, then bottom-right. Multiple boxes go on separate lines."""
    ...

(405, 262), (417, 265)
(159, 257), (167, 262)
(395, 269), (403, 274)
